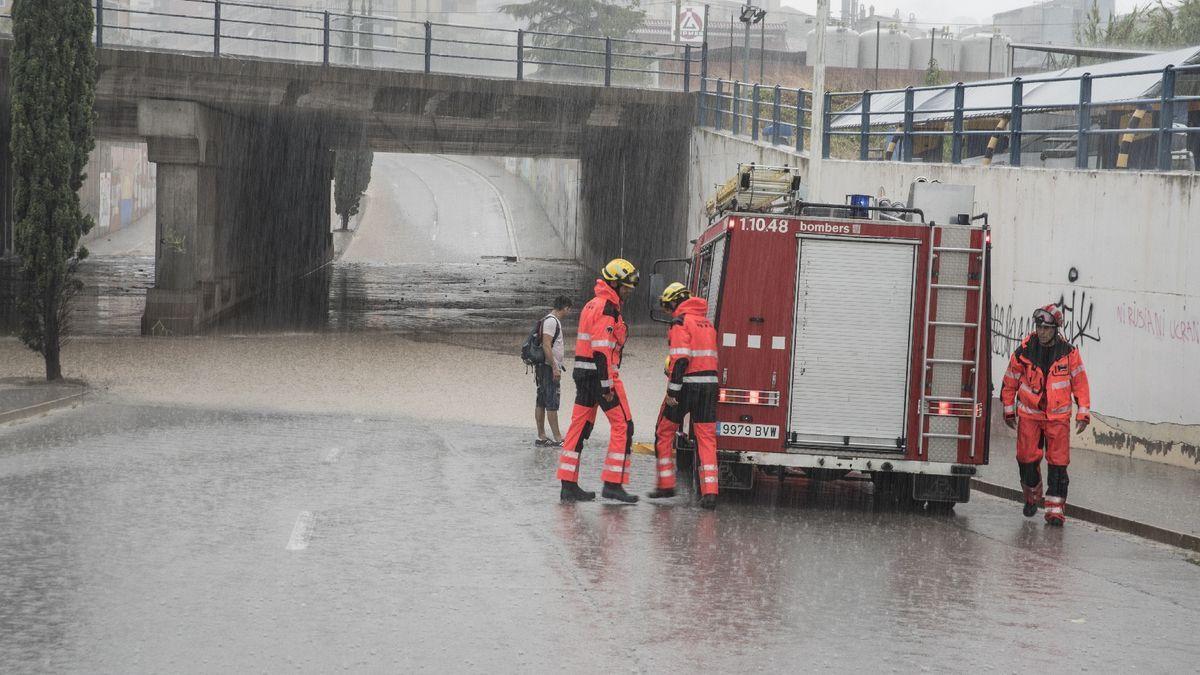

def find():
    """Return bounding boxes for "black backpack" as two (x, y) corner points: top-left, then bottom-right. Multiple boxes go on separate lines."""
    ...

(521, 314), (560, 366)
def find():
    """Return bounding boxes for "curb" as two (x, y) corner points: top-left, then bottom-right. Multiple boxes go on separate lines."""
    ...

(972, 478), (1200, 554)
(0, 390), (89, 425)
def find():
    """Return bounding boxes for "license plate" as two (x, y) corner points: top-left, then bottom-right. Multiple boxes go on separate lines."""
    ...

(717, 422), (779, 439)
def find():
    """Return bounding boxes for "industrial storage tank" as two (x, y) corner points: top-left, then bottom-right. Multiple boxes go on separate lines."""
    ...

(858, 27), (912, 70)
(960, 33), (1010, 75)
(910, 34), (960, 71)
(807, 27), (860, 68)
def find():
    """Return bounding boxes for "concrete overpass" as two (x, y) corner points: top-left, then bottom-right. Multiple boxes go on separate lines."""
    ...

(0, 40), (695, 333)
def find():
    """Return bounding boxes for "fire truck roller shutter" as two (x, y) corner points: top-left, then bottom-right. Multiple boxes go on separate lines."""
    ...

(705, 235), (727, 324)
(788, 238), (916, 449)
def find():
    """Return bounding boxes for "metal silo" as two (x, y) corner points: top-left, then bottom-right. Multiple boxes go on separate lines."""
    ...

(807, 27), (860, 67)
(960, 34), (1010, 75)
(911, 33), (960, 71)
(858, 27), (912, 70)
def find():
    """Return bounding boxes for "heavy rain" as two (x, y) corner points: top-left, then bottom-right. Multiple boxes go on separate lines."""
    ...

(2, 0), (1199, 671)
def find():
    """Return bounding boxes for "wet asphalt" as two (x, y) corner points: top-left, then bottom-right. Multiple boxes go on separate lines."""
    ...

(2, 400), (1197, 672)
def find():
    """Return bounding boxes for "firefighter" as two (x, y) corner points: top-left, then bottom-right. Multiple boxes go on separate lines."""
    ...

(556, 258), (640, 504)
(1000, 304), (1092, 526)
(647, 282), (720, 510)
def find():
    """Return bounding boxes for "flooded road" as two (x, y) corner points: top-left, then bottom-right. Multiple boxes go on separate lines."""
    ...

(1, 401), (1197, 671)
(0, 155), (587, 338)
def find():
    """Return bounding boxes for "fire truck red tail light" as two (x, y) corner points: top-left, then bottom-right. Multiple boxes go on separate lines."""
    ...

(718, 389), (780, 406)
(938, 401), (950, 415)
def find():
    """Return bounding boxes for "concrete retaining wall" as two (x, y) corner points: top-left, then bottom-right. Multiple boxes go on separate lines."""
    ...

(503, 157), (581, 260)
(689, 127), (1200, 469)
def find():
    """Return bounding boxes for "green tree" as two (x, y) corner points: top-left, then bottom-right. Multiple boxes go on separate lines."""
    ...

(501, 0), (647, 84)
(923, 57), (943, 86)
(334, 149), (373, 230)
(9, 0), (96, 381)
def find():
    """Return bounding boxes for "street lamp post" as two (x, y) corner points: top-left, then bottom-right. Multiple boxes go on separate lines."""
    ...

(739, 4), (766, 131)
(739, 4), (766, 85)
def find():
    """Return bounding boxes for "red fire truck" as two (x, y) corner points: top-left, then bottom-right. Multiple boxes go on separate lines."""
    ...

(652, 167), (992, 507)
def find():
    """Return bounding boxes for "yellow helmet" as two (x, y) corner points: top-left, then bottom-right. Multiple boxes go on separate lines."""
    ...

(601, 258), (640, 288)
(660, 282), (691, 305)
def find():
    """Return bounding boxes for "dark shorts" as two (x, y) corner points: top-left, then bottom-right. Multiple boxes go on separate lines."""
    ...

(535, 364), (561, 411)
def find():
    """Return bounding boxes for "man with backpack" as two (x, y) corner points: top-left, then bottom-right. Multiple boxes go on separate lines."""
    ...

(528, 296), (573, 447)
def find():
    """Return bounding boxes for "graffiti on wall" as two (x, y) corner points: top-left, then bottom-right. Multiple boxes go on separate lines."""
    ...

(991, 290), (1101, 356)
(1115, 302), (1200, 346)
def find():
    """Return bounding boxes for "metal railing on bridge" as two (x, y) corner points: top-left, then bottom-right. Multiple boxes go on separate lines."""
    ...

(822, 61), (1200, 172)
(0, 0), (708, 93)
(698, 78), (813, 154)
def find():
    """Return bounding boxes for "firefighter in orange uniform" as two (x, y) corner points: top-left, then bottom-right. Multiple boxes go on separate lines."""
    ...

(1000, 304), (1091, 525)
(556, 258), (640, 504)
(648, 283), (720, 510)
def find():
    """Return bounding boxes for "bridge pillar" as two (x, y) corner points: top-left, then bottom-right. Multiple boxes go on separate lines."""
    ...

(138, 100), (234, 335)
(578, 123), (691, 321)
(137, 100), (334, 334)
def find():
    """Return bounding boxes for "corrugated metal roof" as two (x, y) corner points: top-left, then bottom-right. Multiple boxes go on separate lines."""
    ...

(830, 44), (1200, 129)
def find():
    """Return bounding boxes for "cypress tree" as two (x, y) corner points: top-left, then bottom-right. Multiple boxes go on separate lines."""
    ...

(9, 0), (96, 380)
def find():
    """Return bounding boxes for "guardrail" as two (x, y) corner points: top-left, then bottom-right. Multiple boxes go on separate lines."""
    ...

(2, 0), (707, 92)
(823, 63), (1200, 171)
(698, 78), (813, 154)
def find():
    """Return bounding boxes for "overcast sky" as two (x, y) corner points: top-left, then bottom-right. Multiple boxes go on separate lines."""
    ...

(778, 0), (1145, 27)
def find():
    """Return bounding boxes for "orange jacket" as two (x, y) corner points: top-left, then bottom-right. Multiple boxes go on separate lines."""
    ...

(666, 297), (719, 394)
(1000, 332), (1091, 422)
(573, 279), (627, 392)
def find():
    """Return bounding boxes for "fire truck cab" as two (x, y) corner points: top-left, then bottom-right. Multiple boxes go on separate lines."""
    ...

(652, 166), (992, 506)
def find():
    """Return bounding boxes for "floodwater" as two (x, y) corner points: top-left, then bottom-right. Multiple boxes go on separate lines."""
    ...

(0, 155), (586, 338)
(1, 401), (1197, 671)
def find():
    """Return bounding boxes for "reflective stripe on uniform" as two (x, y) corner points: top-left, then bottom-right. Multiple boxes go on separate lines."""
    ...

(1004, 404), (1016, 414)
(1004, 369), (1020, 381)
(658, 470), (673, 478)
(669, 348), (691, 356)
(591, 340), (616, 349)
(600, 379), (613, 388)
(702, 477), (718, 483)
(577, 333), (592, 341)
(683, 375), (718, 383)
(608, 452), (626, 461)
(561, 450), (580, 459)
(1019, 383), (1036, 396)
(667, 383), (683, 391)
(1051, 381), (1070, 390)
(701, 464), (718, 472)
(1017, 402), (1045, 417)
(1052, 404), (1073, 415)
(658, 458), (673, 466)
(574, 362), (597, 370)
(1077, 406), (1090, 415)
(559, 463), (576, 472)
(1071, 366), (1085, 377)
(690, 350), (719, 357)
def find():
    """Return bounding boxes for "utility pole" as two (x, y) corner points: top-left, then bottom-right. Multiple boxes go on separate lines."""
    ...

(759, 16), (766, 83)
(874, 20), (880, 88)
(809, 0), (829, 201)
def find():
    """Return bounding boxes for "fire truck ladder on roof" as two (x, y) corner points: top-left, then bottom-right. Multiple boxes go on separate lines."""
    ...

(917, 218), (990, 463)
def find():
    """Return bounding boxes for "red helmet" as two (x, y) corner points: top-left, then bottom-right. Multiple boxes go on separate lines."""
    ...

(1032, 304), (1063, 327)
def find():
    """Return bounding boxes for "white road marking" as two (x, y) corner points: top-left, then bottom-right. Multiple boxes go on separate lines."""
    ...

(434, 155), (520, 258)
(323, 447), (342, 464)
(286, 511), (315, 551)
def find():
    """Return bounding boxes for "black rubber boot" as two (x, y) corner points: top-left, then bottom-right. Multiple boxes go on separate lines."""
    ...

(602, 482), (638, 503)
(1022, 501), (1038, 518)
(646, 488), (676, 499)
(560, 481), (595, 502)
(699, 494), (718, 510)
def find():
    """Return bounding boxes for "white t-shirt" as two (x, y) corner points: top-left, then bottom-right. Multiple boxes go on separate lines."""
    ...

(541, 314), (565, 368)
